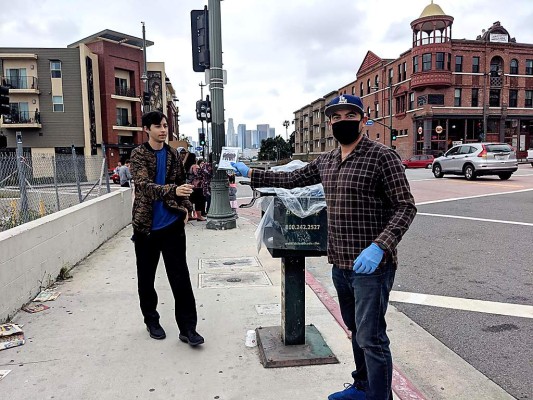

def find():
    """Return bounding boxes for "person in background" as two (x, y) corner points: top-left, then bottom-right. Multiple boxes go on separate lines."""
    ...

(228, 173), (238, 216)
(188, 158), (206, 221)
(114, 161), (122, 175)
(231, 95), (416, 400)
(119, 160), (132, 187)
(177, 147), (188, 165)
(130, 110), (204, 347)
(200, 155), (213, 217)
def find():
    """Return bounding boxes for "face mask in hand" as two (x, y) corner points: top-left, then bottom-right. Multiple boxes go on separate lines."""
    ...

(331, 120), (361, 145)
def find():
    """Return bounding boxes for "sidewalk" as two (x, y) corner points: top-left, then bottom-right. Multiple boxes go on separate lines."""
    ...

(0, 216), (514, 400)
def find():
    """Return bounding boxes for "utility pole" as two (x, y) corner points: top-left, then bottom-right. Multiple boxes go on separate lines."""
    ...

(206, 0), (236, 230)
(199, 81), (206, 156)
(141, 22), (149, 113)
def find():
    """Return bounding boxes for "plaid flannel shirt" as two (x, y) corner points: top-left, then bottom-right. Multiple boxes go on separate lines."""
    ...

(251, 136), (417, 269)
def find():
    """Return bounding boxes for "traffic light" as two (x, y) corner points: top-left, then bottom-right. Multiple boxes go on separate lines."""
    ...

(142, 91), (150, 106)
(199, 132), (206, 146)
(0, 86), (10, 116)
(195, 98), (212, 122)
(391, 129), (398, 141)
(190, 7), (210, 72)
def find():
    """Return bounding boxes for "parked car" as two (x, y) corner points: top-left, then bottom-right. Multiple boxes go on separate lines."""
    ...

(527, 149), (533, 167)
(110, 173), (120, 184)
(402, 154), (434, 169)
(432, 143), (518, 180)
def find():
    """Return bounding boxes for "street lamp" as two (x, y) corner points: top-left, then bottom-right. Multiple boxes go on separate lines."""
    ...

(141, 22), (149, 113)
(371, 82), (394, 146)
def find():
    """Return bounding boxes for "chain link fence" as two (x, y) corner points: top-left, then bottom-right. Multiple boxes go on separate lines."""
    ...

(0, 149), (112, 232)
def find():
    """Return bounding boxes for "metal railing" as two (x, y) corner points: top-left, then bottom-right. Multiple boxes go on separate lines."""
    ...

(1, 76), (39, 90)
(2, 110), (40, 124)
(115, 86), (136, 97)
(0, 145), (112, 232)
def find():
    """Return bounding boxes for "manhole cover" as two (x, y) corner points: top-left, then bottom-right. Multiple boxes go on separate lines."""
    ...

(199, 257), (261, 270)
(198, 271), (272, 288)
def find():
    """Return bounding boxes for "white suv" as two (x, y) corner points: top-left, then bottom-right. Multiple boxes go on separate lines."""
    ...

(432, 143), (518, 180)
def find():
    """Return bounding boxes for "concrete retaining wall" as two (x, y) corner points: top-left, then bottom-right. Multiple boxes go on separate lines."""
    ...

(0, 189), (132, 322)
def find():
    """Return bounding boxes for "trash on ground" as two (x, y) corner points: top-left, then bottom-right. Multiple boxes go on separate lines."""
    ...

(0, 370), (11, 381)
(22, 303), (50, 313)
(0, 324), (25, 351)
(33, 289), (61, 302)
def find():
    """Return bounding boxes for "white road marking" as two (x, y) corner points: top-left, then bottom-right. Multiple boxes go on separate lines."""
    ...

(390, 291), (533, 319)
(417, 212), (533, 227)
(417, 187), (533, 205)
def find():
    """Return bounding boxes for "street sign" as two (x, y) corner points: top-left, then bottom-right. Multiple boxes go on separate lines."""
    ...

(365, 120), (374, 126)
(195, 146), (203, 151)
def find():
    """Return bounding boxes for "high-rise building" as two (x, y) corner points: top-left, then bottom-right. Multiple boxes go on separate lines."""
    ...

(226, 117), (235, 147)
(269, 127), (275, 139)
(257, 124), (269, 145)
(237, 123), (246, 149)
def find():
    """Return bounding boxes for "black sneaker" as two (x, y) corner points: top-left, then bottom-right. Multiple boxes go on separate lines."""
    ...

(179, 330), (204, 346)
(146, 323), (166, 340)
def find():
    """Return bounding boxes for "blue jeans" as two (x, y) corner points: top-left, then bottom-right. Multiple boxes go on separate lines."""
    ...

(332, 263), (395, 400)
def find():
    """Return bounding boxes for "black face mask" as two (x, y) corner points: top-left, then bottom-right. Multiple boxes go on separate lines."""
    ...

(331, 120), (361, 145)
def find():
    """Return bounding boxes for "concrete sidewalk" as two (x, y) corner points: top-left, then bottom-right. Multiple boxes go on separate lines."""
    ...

(0, 216), (514, 400)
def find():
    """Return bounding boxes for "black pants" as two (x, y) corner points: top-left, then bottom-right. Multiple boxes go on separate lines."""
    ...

(133, 219), (197, 333)
(191, 187), (206, 215)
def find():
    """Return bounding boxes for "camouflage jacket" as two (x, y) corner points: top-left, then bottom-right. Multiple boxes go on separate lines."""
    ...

(130, 142), (193, 234)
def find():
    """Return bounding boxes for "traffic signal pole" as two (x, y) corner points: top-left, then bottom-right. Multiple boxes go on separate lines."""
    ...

(206, 0), (236, 230)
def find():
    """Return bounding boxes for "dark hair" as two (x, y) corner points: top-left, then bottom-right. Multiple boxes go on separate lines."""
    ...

(124, 159), (130, 164)
(184, 152), (197, 172)
(142, 111), (167, 130)
(228, 174), (235, 184)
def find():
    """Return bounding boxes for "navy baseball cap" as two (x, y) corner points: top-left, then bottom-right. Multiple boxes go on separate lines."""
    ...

(324, 94), (364, 118)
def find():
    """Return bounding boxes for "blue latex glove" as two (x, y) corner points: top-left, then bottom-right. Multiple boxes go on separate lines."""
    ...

(231, 161), (250, 178)
(353, 243), (385, 274)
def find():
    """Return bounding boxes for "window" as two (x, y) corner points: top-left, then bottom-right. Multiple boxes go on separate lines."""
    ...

(471, 88), (479, 107)
(5, 68), (28, 89)
(360, 82), (364, 97)
(52, 96), (64, 112)
(413, 56), (419, 73)
(472, 56), (480, 73)
(447, 53), (451, 70)
(454, 88), (462, 107)
(50, 61), (62, 78)
(351, 86), (355, 95)
(374, 75), (379, 88)
(367, 106), (371, 117)
(510, 59), (518, 75)
(388, 69), (393, 85)
(367, 79), (371, 95)
(489, 89), (500, 107)
(409, 92), (414, 110)
(436, 52), (445, 70)
(525, 90), (532, 108)
(403, 62), (407, 81)
(455, 55), (463, 72)
(398, 64), (401, 82)
(509, 90), (518, 107)
(422, 53), (432, 71)
(526, 60), (533, 75)
(375, 103), (379, 118)
(116, 108), (129, 126)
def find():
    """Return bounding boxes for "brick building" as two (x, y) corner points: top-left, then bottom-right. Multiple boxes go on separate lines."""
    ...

(293, 1), (533, 160)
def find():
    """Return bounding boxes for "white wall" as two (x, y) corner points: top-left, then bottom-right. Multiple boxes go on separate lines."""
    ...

(0, 189), (132, 322)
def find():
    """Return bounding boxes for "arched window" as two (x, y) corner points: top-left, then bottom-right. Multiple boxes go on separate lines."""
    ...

(367, 106), (371, 117)
(360, 82), (364, 97)
(367, 79), (371, 95)
(375, 75), (379, 88)
(510, 59), (518, 75)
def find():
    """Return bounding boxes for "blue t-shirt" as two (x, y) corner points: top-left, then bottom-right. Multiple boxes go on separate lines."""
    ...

(152, 148), (179, 231)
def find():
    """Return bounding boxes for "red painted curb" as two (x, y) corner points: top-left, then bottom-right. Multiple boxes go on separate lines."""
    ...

(304, 270), (428, 400)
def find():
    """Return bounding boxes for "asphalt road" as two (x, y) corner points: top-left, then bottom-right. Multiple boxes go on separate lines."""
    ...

(236, 163), (533, 400)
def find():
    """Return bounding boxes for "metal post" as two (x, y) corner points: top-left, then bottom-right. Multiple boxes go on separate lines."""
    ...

(482, 72), (488, 142)
(200, 81), (206, 156)
(72, 145), (83, 203)
(141, 21), (149, 113)
(102, 143), (111, 193)
(389, 83), (393, 146)
(52, 154), (61, 211)
(206, 0), (236, 230)
(15, 132), (29, 223)
(281, 256), (306, 345)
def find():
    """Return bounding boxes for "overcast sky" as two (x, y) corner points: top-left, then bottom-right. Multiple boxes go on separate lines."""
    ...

(1, 0), (532, 141)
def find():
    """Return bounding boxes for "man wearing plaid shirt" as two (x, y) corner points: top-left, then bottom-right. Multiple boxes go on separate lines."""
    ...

(232, 94), (417, 400)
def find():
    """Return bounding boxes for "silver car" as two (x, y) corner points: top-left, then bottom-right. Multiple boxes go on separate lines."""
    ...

(432, 143), (518, 180)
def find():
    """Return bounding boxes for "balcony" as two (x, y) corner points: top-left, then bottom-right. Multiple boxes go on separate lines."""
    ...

(1, 76), (39, 93)
(111, 86), (139, 101)
(113, 118), (142, 132)
(0, 110), (42, 128)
